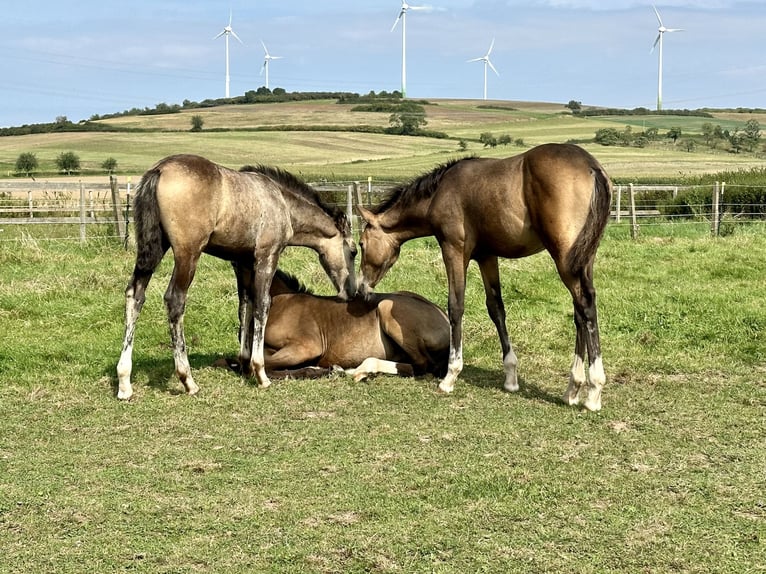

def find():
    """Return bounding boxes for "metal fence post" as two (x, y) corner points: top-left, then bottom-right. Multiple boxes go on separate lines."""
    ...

(629, 183), (638, 240)
(79, 181), (86, 244)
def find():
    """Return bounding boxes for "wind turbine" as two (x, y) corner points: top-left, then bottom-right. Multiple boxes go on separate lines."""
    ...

(468, 38), (499, 100)
(260, 40), (283, 90)
(651, 5), (683, 111)
(214, 11), (243, 99)
(391, 1), (430, 98)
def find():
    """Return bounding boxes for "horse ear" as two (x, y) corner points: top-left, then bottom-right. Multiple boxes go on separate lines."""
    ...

(357, 205), (375, 224)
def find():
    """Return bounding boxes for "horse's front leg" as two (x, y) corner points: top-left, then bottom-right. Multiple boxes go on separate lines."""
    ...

(439, 245), (468, 394)
(248, 257), (278, 388)
(233, 263), (254, 373)
(478, 256), (518, 392)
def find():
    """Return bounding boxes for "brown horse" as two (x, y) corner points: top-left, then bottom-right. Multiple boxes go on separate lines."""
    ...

(225, 268), (449, 380)
(358, 143), (612, 411)
(116, 154), (356, 400)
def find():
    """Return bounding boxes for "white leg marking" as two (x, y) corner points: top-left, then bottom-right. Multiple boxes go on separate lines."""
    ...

(438, 345), (462, 393)
(503, 348), (519, 392)
(346, 357), (400, 382)
(564, 354), (586, 406)
(583, 356), (605, 412)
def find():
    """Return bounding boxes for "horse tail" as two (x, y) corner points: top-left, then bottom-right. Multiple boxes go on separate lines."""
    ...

(567, 164), (612, 274)
(132, 167), (167, 273)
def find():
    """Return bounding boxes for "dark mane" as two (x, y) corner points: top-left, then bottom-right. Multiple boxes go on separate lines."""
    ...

(240, 164), (350, 235)
(272, 269), (312, 294)
(371, 156), (477, 215)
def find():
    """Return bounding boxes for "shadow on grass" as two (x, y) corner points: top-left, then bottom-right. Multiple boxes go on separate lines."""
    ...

(439, 364), (564, 407)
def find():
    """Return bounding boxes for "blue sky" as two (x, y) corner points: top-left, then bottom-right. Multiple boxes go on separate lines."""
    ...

(1, 1), (764, 127)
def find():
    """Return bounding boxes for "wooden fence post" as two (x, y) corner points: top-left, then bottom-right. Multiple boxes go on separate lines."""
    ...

(347, 184), (354, 234)
(110, 175), (126, 240)
(711, 181), (720, 237)
(28, 190), (33, 219)
(615, 185), (622, 223)
(79, 181), (86, 244)
(629, 183), (639, 240)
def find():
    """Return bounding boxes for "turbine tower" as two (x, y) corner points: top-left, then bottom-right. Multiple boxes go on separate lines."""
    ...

(651, 5), (683, 111)
(391, 1), (430, 98)
(214, 11), (243, 99)
(468, 38), (499, 100)
(260, 40), (283, 90)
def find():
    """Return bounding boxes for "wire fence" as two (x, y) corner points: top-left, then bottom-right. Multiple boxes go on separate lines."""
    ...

(1, 178), (764, 245)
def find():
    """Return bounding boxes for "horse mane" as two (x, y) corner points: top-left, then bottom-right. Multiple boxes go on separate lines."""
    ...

(272, 269), (312, 294)
(240, 164), (350, 234)
(370, 156), (477, 215)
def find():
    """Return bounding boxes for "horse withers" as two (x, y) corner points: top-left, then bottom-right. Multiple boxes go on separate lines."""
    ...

(226, 269), (449, 380)
(357, 143), (612, 411)
(116, 154), (356, 400)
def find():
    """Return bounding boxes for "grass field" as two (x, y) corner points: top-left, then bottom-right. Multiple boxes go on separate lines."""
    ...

(1, 223), (764, 573)
(1, 99), (765, 181)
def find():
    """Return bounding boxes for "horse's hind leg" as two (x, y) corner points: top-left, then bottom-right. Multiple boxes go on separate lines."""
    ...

(561, 265), (605, 411)
(478, 257), (518, 392)
(164, 252), (201, 396)
(116, 268), (154, 400)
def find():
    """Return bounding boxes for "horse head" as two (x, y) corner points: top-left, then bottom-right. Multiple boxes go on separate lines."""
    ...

(318, 212), (357, 301)
(357, 206), (401, 301)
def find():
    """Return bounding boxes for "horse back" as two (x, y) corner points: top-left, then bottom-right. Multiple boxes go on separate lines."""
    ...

(151, 154), (290, 256)
(431, 144), (609, 261)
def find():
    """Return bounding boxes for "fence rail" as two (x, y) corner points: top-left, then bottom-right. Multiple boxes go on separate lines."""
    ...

(0, 178), (764, 243)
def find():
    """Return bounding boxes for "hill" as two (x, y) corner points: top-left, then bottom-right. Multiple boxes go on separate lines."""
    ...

(0, 99), (764, 182)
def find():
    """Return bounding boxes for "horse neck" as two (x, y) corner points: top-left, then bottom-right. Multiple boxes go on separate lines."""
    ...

(285, 197), (340, 248)
(379, 200), (433, 243)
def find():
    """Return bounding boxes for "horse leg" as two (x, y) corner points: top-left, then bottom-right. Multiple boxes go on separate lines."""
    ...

(477, 257), (518, 392)
(248, 253), (279, 388)
(439, 245), (468, 393)
(164, 252), (201, 396)
(562, 265), (605, 411)
(233, 262), (254, 374)
(116, 268), (154, 400)
(346, 358), (415, 382)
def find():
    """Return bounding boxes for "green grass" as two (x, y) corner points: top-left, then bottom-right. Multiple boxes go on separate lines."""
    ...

(1, 225), (765, 572)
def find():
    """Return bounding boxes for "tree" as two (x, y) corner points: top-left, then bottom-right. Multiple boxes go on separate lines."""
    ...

(594, 128), (620, 146)
(666, 127), (682, 143)
(190, 115), (204, 132)
(479, 132), (497, 147)
(102, 157), (118, 174)
(498, 134), (512, 146)
(15, 152), (38, 177)
(55, 151), (81, 175)
(743, 119), (761, 151)
(566, 100), (582, 113)
(388, 102), (427, 135)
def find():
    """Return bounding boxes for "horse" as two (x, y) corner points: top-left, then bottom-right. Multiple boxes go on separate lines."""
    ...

(223, 268), (450, 380)
(116, 154), (357, 400)
(357, 143), (612, 411)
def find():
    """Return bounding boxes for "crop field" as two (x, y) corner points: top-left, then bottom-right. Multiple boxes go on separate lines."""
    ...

(1, 99), (764, 181)
(0, 222), (764, 573)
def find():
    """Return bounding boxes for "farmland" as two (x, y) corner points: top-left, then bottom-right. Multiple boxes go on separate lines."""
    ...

(0, 99), (765, 572)
(1, 99), (764, 182)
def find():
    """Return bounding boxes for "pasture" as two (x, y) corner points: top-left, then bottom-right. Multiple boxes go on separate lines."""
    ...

(1, 223), (764, 572)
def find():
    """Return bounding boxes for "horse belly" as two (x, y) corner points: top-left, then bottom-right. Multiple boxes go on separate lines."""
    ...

(320, 315), (387, 368)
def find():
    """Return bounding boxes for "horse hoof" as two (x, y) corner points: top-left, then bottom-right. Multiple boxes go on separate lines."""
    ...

(503, 380), (519, 393)
(437, 381), (455, 394)
(116, 389), (133, 401)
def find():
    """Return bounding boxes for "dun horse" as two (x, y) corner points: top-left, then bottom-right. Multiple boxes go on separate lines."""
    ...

(116, 154), (356, 400)
(225, 269), (450, 380)
(358, 143), (612, 411)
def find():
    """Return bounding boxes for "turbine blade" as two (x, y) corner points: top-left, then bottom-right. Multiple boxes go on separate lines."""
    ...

(213, 30), (225, 40)
(651, 33), (661, 52)
(666, 27), (684, 33)
(391, 11), (403, 32)
(231, 29), (243, 44)
(487, 38), (495, 56)
(652, 4), (663, 27)
(488, 60), (499, 76)
(261, 39), (268, 53)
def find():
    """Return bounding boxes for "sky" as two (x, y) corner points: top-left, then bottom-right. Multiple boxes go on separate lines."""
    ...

(1, 1), (764, 128)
